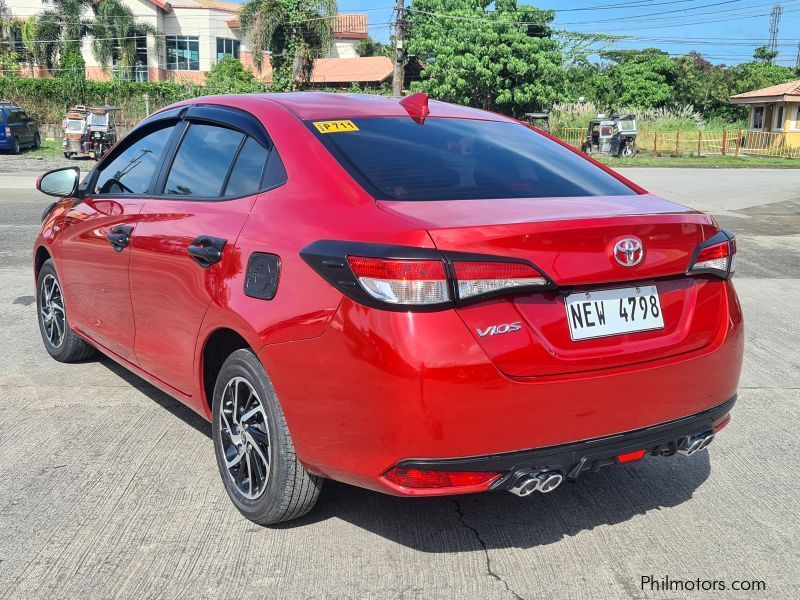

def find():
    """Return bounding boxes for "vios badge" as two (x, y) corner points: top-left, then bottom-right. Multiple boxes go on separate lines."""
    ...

(476, 322), (522, 337)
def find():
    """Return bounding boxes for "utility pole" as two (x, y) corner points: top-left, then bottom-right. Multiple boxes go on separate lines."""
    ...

(795, 41), (800, 69)
(767, 3), (783, 62)
(392, 0), (405, 96)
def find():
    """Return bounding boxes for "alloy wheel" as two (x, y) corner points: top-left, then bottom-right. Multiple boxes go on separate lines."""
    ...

(218, 376), (272, 500)
(40, 274), (66, 349)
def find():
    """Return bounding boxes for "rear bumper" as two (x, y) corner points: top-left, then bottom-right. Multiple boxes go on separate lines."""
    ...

(259, 280), (743, 495)
(395, 395), (735, 492)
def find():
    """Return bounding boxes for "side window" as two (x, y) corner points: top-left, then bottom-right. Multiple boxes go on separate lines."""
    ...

(95, 125), (175, 195)
(223, 137), (269, 197)
(7, 111), (19, 124)
(18, 111), (29, 121)
(164, 123), (243, 197)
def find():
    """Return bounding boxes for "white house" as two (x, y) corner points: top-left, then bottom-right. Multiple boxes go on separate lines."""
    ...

(3, 0), (369, 83)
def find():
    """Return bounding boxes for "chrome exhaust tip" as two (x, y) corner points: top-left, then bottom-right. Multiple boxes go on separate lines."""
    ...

(537, 472), (563, 493)
(509, 471), (564, 497)
(678, 432), (714, 456)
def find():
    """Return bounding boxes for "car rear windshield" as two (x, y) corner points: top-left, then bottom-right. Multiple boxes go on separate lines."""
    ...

(309, 117), (636, 201)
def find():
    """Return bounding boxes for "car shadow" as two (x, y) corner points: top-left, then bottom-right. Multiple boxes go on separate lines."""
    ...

(281, 454), (711, 551)
(96, 355), (211, 439)
(94, 354), (710, 552)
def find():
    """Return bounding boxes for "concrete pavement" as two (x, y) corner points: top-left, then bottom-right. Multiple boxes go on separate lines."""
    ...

(0, 168), (798, 599)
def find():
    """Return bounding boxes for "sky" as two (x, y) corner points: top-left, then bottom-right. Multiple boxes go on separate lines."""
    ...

(332, 0), (800, 67)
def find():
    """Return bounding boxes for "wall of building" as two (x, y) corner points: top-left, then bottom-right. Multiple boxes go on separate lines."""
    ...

(329, 40), (359, 59)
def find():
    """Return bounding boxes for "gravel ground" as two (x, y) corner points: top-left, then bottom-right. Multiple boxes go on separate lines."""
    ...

(0, 153), (94, 174)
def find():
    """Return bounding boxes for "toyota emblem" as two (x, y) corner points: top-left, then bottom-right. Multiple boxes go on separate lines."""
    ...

(614, 238), (644, 267)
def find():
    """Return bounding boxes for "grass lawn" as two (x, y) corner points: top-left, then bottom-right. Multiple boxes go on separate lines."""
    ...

(20, 139), (64, 158)
(594, 154), (800, 168)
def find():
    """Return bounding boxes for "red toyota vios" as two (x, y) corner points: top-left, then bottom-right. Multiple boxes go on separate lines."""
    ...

(33, 93), (743, 524)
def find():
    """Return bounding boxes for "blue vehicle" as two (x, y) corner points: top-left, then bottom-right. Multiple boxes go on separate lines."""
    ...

(0, 101), (41, 154)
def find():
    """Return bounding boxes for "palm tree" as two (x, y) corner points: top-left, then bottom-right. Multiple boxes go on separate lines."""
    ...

(30, 10), (62, 72)
(19, 17), (39, 77)
(42, 0), (92, 58)
(240, 0), (337, 89)
(91, 0), (158, 80)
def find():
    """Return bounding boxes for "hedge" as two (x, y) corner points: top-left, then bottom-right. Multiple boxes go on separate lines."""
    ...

(0, 77), (230, 124)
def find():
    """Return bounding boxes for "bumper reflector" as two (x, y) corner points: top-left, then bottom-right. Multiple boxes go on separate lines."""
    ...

(383, 467), (501, 489)
(616, 449), (647, 464)
(713, 415), (731, 433)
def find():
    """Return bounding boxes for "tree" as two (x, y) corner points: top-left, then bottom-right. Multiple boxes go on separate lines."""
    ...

(205, 55), (262, 91)
(356, 36), (390, 58)
(18, 17), (40, 77)
(240, 0), (337, 91)
(599, 48), (677, 109)
(41, 0), (92, 79)
(752, 45), (778, 64)
(29, 11), (61, 71)
(91, 0), (158, 79)
(406, 0), (565, 117)
(672, 52), (731, 117)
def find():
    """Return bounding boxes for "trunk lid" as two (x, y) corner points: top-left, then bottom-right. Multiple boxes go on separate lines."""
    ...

(379, 194), (724, 377)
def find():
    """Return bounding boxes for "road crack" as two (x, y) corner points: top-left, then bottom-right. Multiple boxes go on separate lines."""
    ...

(450, 498), (524, 600)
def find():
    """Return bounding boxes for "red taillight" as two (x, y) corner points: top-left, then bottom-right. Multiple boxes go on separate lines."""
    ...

(383, 467), (501, 490)
(616, 449), (648, 464)
(696, 241), (729, 263)
(347, 256), (450, 305)
(301, 241), (555, 310)
(688, 231), (736, 278)
(452, 261), (549, 299)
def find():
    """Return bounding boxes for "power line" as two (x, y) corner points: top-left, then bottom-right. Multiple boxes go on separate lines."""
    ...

(556, 0), (800, 26)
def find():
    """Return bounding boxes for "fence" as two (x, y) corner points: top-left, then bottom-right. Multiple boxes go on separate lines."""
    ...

(557, 127), (800, 159)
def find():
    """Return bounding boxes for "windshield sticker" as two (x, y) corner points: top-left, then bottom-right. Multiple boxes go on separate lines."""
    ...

(313, 120), (359, 134)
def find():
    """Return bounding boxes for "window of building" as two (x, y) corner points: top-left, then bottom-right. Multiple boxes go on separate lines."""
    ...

(11, 28), (24, 54)
(773, 105), (785, 131)
(166, 36), (200, 71)
(216, 38), (240, 61)
(113, 36), (149, 82)
(752, 106), (764, 130)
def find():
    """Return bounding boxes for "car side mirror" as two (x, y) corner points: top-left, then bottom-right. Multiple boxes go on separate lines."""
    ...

(37, 167), (80, 198)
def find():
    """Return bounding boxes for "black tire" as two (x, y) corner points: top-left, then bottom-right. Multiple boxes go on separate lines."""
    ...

(33, 133), (41, 149)
(621, 144), (637, 158)
(10, 136), (20, 155)
(212, 349), (322, 525)
(36, 259), (95, 362)
(63, 152), (72, 159)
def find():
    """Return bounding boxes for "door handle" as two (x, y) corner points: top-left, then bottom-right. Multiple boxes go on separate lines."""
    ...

(107, 225), (134, 252)
(188, 235), (227, 268)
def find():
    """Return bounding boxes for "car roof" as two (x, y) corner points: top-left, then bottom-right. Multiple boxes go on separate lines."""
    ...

(179, 93), (517, 123)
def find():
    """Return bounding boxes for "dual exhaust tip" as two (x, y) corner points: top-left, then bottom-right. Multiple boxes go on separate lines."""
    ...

(509, 471), (564, 497)
(509, 431), (714, 496)
(678, 431), (715, 456)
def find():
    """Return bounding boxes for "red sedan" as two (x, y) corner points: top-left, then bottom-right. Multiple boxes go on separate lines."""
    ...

(33, 93), (742, 524)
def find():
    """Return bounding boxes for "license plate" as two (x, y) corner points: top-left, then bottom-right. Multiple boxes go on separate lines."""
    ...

(565, 285), (664, 341)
